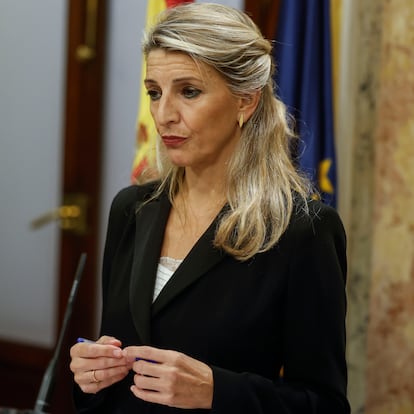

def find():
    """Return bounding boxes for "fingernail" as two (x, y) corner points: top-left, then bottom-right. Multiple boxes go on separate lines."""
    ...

(113, 349), (122, 357)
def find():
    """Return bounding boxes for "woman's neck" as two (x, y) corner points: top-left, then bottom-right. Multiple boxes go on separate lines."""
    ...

(182, 165), (226, 201)
(178, 172), (226, 215)
(161, 175), (226, 260)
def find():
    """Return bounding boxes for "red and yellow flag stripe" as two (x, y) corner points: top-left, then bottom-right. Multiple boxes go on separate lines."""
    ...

(131, 0), (194, 183)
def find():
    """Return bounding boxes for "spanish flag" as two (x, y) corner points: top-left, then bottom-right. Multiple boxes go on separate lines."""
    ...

(131, 0), (194, 183)
(273, 0), (341, 207)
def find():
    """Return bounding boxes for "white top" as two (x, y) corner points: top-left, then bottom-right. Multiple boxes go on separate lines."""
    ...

(153, 256), (183, 301)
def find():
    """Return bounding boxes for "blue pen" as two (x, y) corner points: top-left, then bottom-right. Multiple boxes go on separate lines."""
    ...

(135, 357), (158, 363)
(77, 337), (95, 343)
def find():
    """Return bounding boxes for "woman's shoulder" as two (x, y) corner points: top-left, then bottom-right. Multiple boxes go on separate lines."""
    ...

(109, 181), (160, 218)
(287, 198), (346, 241)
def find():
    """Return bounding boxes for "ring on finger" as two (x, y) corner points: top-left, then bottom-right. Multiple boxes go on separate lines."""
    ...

(92, 369), (100, 383)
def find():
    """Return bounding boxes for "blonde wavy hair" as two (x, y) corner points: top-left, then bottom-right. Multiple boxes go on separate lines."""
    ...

(142, 3), (312, 261)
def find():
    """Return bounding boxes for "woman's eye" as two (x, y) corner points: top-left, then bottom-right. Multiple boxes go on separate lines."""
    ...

(182, 87), (201, 99)
(147, 89), (161, 101)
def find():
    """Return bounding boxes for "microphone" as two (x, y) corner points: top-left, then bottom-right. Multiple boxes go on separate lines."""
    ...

(32, 253), (87, 413)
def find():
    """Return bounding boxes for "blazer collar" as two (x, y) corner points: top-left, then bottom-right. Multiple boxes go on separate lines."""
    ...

(151, 213), (225, 316)
(129, 193), (168, 344)
(129, 191), (226, 344)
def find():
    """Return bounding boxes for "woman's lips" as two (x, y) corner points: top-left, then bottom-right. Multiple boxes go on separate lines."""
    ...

(162, 135), (187, 146)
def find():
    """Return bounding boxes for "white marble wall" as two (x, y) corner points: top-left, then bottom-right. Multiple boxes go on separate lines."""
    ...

(339, 1), (414, 413)
(338, 1), (385, 412)
(365, 1), (414, 413)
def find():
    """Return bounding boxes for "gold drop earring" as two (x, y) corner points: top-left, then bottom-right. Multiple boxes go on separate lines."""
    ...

(238, 113), (244, 128)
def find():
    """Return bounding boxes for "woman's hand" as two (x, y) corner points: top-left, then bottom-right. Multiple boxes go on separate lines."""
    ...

(123, 346), (213, 409)
(70, 336), (130, 394)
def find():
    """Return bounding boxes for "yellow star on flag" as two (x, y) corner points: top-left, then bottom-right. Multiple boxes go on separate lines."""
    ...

(318, 158), (334, 194)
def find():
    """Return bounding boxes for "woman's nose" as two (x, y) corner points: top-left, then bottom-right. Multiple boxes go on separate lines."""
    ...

(155, 94), (179, 126)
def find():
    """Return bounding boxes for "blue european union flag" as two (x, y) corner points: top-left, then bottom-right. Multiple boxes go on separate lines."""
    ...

(273, 0), (337, 206)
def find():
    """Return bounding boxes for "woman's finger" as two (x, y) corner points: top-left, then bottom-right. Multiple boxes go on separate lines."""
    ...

(75, 365), (130, 394)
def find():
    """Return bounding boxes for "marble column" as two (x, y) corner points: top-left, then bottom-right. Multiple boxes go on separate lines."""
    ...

(365, 0), (414, 413)
(338, 1), (385, 413)
(339, 0), (414, 413)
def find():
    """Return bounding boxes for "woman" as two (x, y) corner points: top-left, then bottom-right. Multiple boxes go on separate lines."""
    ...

(70, 3), (350, 413)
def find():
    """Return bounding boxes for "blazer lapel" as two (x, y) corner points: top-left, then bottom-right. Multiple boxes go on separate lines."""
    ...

(129, 193), (170, 344)
(152, 212), (226, 317)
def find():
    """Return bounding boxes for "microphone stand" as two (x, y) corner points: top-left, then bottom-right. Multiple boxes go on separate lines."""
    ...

(32, 253), (87, 413)
(0, 254), (87, 414)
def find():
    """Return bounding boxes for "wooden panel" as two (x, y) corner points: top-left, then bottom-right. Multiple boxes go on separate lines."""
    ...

(54, 0), (108, 410)
(244, 0), (281, 40)
(0, 340), (50, 410)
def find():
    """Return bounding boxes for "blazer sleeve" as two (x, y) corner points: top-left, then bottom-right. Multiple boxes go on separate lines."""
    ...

(211, 203), (350, 414)
(73, 185), (140, 413)
(101, 186), (140, 308)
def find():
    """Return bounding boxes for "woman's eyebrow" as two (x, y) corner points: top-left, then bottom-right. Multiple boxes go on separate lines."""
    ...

(144, 76), (203, 84)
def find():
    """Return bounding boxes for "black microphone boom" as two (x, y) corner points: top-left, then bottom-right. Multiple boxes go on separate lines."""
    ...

(33, 253), (87, 414)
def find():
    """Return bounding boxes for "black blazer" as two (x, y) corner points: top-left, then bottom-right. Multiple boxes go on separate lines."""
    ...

(74, 183), (350, 413)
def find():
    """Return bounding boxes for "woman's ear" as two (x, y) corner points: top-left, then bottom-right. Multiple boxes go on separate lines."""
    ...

(238, 90), (261, 123)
